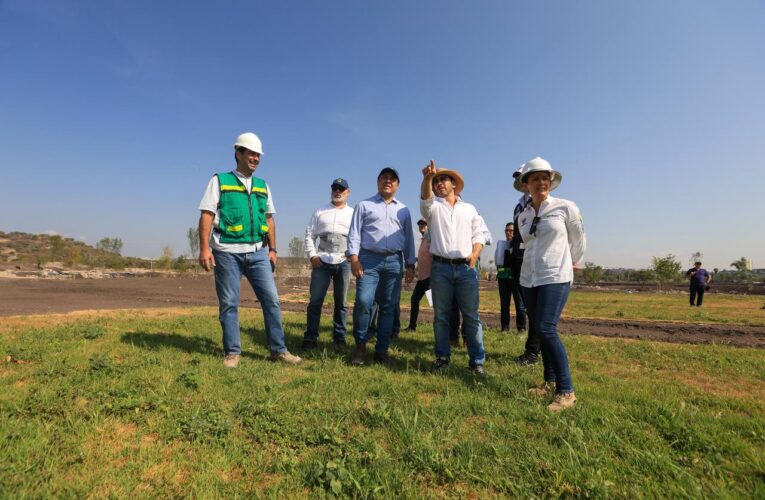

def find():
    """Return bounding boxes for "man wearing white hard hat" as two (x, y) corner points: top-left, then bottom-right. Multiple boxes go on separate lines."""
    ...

(420, 160), (489, 376)
(198, 132), (302, 368)
(517, 156), (586, 412)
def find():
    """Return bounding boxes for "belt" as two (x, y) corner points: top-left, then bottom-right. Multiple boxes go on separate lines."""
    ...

(432, 255), (468, 265)
(360, 248), (401, 256)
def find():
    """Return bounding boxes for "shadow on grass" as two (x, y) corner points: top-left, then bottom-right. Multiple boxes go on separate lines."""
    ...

(121, 331), (220, 355)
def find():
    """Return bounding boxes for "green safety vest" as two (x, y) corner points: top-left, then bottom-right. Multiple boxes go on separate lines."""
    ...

(215, 172), (270, 244)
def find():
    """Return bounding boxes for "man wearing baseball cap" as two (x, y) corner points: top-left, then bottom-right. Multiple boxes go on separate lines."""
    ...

(302, 178), (355, 348)
(347, 167), (416, 366)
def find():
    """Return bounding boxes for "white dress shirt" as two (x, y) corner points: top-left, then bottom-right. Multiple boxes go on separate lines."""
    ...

(198, 171), (276, 253)
(420, 196), (487, 259)
(518, 195), (586, 287)
(304, 203), (355, 264)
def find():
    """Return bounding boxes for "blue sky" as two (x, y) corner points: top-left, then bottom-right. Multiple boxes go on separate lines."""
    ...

(1, 0), (763, 270)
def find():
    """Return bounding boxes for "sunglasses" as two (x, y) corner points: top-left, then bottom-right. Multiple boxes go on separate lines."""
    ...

(529, 216), (540, 236)
(331, 186), (347, 192)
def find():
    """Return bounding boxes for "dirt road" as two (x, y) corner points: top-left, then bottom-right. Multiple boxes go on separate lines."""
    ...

(2, 276), (764, 348)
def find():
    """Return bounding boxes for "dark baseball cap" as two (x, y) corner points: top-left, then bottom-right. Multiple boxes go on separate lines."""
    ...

(331, 177), (349, 189)
(377, 167), (399, 182)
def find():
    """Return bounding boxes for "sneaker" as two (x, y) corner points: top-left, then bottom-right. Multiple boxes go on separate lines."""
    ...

(405, 326), (416, 333)
(351, 344), (366, 366)
(223, 354), (241, 368)
(528, 381), (556, 397)
(432, 358), (450, 372)
(301, 339), (318, 350)
(515, 353), (539, 366)
(548, 392), (577, 412)
(469, 364), (486, 377)
(373, 351), (394, 367)
(270, 351), (302, 365)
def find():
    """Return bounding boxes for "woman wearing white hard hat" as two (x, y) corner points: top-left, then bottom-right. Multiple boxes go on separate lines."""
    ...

(517, 157), (586, 412)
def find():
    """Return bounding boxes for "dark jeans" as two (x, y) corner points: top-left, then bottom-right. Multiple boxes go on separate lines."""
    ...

(304, 261), (350, 342)
(498, 278), (512, 330)
(407, 278), (431, 329)
(522, 282), (573, 393)
(510, 260), (535, 355)
(352, 251), (402, 353)
(690, 283), (705, 306)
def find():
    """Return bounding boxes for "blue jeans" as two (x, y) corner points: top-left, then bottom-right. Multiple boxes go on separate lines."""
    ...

(213, 248), (287, 356)
(431, 260), (485, 366)
(522, 282), (573, 393)
(352, 251), (402, 354)
(304, 261), (350, 342)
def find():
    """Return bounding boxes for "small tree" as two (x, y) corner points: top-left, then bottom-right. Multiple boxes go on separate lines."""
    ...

(187, 227), (200, 258)
(689, 251), (703, 266)
(157, 245), (174, 269)
(288, 236), (305, 258)
(579, 262), (604, 284)
(96, 237), (123, 255)
(651, 254), (682, 289)
(730, 257), (750, 281)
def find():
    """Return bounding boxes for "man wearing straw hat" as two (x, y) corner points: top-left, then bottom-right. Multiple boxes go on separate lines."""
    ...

(420, 160), (489, 375)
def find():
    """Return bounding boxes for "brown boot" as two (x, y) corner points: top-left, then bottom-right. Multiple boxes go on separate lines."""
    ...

(528, 381), (556, 397)
(548, 392), (577, 412)
(352, 344), (366, 366)
(373, 350), (394, 367)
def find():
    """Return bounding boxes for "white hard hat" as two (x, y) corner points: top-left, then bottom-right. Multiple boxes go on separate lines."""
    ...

(233, 132), (263, 155)
(520, 156), (562, 191)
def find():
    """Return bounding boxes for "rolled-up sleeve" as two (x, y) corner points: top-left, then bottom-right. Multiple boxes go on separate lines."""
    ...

(566, 202), (586, 265)
(304, 211), (318, 259)
(420, 197), (435, 219)
(347, 204), (364, 257)
(471, 211), (487, 246)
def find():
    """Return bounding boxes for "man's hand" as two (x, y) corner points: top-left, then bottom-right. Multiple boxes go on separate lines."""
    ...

(422, 159), (437, 179)
(199, 249), (215, 272)
(310, 256), (322, 269)
(467, 252), (480, 269)
(269, 249), (278, 268)
(351, 259), (364, 279)
(405, 267), (415, 284)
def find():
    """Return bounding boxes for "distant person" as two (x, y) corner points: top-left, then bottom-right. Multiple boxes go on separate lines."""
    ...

(302, 178), (354, 348)
(405, 219), (432, 332)
(198, 132), (302, 368)
(686, 261), (711, 307)
(494, 222), (516, 332)
(347, 167), (416, 366)
(518, 157), (586, 412)
(421, 160), (489, 375)
(510, 167), (537, 365)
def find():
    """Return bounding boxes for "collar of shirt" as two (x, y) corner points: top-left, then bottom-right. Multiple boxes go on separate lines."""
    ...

(374, 193), (399, 204)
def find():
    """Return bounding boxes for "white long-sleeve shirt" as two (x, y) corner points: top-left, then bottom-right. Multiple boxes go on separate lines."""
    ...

(420, 196), (488, 259)
(304, 203), (354, 264)
(518, 195), (586, 287)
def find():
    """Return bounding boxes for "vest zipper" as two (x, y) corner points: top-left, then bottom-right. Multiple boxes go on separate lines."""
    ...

(247, 191), (255, 242)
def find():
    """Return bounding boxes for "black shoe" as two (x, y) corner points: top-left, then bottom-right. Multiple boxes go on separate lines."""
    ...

(433, 358), (450, 371)
(500, 327), (509, 332)
(469, 364), (486, 377)
(391, 331), (400, 340)
(373, 351), (394, 367)
(517, 327), (527, 333)
(352, 344), (366, 366)
(405, 326), (416, 332)
(301, 339), (318, 350)
(333, 338), (346, 345)
(515, 353), (539, 366)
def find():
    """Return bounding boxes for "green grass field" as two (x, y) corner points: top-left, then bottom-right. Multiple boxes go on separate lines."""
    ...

(2, 308), (764, 497)
(281, 289), (765, 326)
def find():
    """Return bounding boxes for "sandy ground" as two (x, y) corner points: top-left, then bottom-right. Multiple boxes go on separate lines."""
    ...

(1, 276), (764, 348)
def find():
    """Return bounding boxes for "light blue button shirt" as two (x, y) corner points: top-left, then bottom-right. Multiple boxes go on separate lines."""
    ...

(347, 194), (416, 266)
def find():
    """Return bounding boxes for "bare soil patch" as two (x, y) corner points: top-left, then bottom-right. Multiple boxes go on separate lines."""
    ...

(1, 276), (763, 348)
